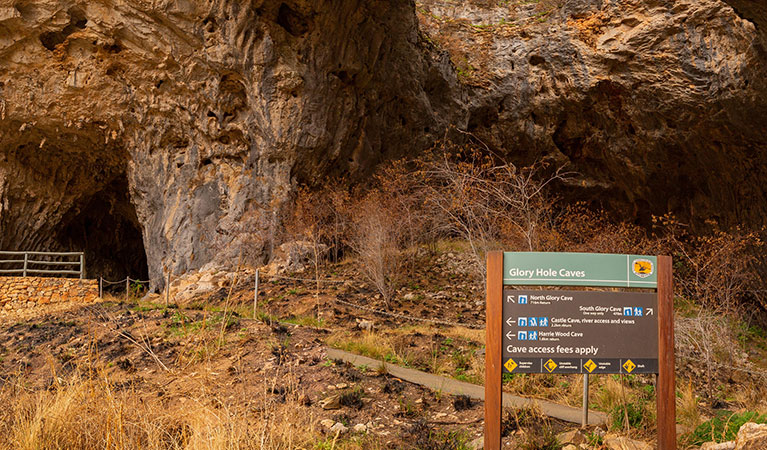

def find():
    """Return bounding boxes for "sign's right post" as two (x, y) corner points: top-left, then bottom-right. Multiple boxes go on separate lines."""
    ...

(657, 255), (676, 449)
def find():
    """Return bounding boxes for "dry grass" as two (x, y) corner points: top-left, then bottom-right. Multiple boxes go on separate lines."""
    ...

(0, 368), (328, 450)
(389, 324), (484, 344)
(326, 330), (397, 362)
(677, 380), (701, 430)
(0, 338), (397, 450)
(594, 376), (625, 414)
(326, 327), (486, 384)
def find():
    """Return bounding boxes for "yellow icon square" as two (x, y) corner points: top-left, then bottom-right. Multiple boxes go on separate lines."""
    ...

(544, 359), (558, 373)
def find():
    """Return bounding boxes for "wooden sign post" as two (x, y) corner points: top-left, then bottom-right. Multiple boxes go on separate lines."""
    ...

(484, 251), (675, 449)
(485, 251), (503, 450)
(657, 256), (676, 450)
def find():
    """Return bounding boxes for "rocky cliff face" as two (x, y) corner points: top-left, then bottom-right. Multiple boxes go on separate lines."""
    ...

(0, 0), (765, 285)
(417, 0), (767, 228)
(0, 0), (460, 284)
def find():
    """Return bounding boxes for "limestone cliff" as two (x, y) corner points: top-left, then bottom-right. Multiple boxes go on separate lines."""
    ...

(417, 0), (767, 227)
(0, 0), (460, 284)
(0, 0), (765, 286)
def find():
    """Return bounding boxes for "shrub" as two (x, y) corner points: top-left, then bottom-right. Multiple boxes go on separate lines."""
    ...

(415, 147), (568, 284)
(347, 191), (404, 305)
(403, 420), (473, 450)
(684, 410), (767, 445)
(649, 215), (766, 314)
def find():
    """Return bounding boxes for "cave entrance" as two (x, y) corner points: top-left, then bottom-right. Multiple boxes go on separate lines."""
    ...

(55, 174), (148, 283)
(0, 123), (148, 285)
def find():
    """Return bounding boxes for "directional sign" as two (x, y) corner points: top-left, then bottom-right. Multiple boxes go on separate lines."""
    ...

(484, 252), (675, 450)
(502, 289), (658, 374)
(504, 252), (657, 288)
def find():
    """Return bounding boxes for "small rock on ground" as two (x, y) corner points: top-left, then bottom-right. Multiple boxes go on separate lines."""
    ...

(604, 435), (652, 450)
(320, 394), (341, 410)
(557, 429), (587, 445)
(329, 422), (348, 434)
(701, 441), (736, 450)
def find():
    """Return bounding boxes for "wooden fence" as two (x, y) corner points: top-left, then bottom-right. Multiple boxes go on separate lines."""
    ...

(0, 251), (84, 279)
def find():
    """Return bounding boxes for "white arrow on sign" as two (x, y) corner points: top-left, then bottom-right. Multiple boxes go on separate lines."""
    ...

(647, 308), (654, 315)
(506, 331), (515, 340)
(506, 317), (515, 326)
(506, 295), (515, 303)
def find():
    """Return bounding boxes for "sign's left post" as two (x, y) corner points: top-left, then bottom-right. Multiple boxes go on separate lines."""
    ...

(485, 251), (503, 450)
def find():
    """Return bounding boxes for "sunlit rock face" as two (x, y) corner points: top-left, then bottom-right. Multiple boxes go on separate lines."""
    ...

(1, 0), (766, 286)
(0, 0), (459, 285)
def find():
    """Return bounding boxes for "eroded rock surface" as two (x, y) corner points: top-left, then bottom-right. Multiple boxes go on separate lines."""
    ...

(2, 0), (767, 285)
(0, 0), (459, 285)
(417, 0), (767, 228)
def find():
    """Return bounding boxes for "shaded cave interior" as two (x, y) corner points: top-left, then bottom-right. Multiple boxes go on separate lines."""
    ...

(55, 175), (149, 283)
(1, 128), (149, 284)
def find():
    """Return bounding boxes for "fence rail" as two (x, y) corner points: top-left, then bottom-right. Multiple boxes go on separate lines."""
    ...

(0, 251), (84, 279)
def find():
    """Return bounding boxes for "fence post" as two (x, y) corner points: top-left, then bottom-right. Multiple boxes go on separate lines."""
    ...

(126, 277), (130, 301)
(79, 253), (84, 279)
(582, 374), (589, 427)
(99, 277), (103, 298)
(254, 269), (259, 318)
(23, 253), (28, 277)
(166, 272), (171, 306)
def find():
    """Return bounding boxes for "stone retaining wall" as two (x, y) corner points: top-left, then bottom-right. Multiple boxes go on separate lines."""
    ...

(0, 276), (98, 315)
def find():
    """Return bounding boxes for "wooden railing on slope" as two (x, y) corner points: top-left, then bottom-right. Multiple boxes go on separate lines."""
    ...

(0, 251), (84, 278)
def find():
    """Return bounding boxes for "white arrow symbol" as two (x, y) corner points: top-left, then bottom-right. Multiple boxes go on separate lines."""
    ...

(647, 308), (654, 315)
(506, 295), (515, 303)
(506, 317), (515, 326)
(506, 331), (515, 340)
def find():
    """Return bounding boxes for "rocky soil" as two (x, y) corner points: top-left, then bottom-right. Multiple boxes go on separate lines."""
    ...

(0, 293), (550, 448)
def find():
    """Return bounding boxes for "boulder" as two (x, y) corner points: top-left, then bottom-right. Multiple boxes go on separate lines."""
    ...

(603, 434), (652, 450)
(557, 429), (587, 446)
(734, 422), (767, 450)
(329, 422), (348, 434)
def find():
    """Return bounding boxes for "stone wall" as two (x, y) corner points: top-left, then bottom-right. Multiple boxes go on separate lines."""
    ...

(0, 276), (98, 316)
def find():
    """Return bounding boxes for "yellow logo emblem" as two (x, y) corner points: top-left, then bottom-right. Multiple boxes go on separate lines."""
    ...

(504, 359), (518, 372)
(632, 259), (654, 278)
(623, 359), (636, 373)
(584, 359), (597, 373)
(544, 359), (558, 373)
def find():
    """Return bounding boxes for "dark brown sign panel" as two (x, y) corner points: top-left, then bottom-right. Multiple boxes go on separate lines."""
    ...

(502, 290), (658, 374)
(485, 253), (675, 450)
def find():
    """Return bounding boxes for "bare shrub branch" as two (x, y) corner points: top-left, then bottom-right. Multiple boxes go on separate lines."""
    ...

(415, 147), (571, 284)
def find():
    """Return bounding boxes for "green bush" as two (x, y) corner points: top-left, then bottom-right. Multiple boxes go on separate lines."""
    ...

(610, 399), (648, 430)
(685, 410), (767, 445)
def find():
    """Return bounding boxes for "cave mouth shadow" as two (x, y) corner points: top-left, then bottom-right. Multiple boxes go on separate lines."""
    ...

(56, 174), (148, 284)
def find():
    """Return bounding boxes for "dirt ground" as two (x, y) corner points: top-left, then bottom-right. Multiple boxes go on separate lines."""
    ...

(2, 251), (765, 448)
(0, 256), (577, 449)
